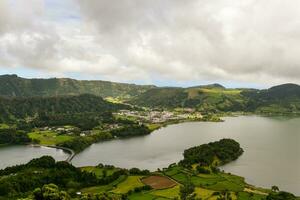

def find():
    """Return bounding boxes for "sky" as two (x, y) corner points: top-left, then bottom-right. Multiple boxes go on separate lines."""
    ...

(1, 0), (300, 88)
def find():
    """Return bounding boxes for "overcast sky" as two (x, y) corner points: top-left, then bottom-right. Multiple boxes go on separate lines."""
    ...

(1, 0), (300, 88)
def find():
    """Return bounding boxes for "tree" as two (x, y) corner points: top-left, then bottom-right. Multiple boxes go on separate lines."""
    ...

(179, 178), (195, 200)
(266, 191), (296, 200)
(271, 185), (280, 192)
(217, 190), (232, 200)
(33, 184), (70, 200)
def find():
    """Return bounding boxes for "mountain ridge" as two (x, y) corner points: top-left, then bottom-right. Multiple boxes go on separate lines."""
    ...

(0, 74), (156, 98)
(1, 74), (300, 113)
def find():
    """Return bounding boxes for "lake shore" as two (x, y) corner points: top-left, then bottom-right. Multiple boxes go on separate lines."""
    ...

(30, 144), (75, 163)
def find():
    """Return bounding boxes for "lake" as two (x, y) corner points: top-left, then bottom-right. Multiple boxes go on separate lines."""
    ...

(0, 145), (69, 169)
(72, 116), (300, 194)
(0, 116), (299, 194)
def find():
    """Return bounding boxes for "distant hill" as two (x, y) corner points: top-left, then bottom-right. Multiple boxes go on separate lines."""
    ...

(130, 83), (300, 113)
(189, 83), (226, 89)
(0, 94), (128, 123)
(0, 74), (155, 98)
(243, 83), (300, 113)
(129, 86), (247, 112)
(129, 87), (188, 108)
(1, 74), (300, 114)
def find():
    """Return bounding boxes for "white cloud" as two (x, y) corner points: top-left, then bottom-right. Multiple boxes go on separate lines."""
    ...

(1, 0), (300, 87)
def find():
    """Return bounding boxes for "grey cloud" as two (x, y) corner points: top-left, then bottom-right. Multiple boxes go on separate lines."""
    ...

(1, 0), (300, 86)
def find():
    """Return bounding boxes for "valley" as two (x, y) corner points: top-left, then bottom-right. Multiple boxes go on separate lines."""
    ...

(0, 75), (299, 199)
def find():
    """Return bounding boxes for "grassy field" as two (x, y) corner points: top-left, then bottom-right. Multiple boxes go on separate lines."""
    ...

(147, 123), (162, 131)
(150, 185), (180, 199)
(128, 192), (157, 200)
(28, 131), (73, 145)
(194, 187), (216, 199)
(78, 161), (290, 200)
(81, 175), (127, 194)
(112, 176), (145, 194)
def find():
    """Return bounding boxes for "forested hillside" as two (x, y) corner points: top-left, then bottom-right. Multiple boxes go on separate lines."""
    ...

(1, 74), (300, 114)
(0, 75), (155, 98)
(130, 83), (300, 114)
(129, 85), (248, 112)
(243, 84), (300, 113)
(0, 94), (128, 123)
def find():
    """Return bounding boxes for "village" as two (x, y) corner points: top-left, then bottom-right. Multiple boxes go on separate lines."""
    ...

(115, 108), (203, 124)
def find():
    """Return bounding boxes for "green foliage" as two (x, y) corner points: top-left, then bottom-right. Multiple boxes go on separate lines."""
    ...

(0, 156), (98, 198)
(179, 139), (243, 167)
(266, 191), (296, 200)
(33, 183), (70, 200)
(0, 74), (154, 98)
(243, 84), (300, 114)
(129, 86), (247, 112)
(0, 139), (298, 200)
(112, 176), (144, 194)
(0, 94), (128, 124)
(179, 179), (196, 200)
(111, 124), (151, 138)
(196, 166), (210, 174)
(28, 131), (73, 145)
(58, 131), (113, 153)
(0, 128), (31, 145)
(129, 87), (188, 108)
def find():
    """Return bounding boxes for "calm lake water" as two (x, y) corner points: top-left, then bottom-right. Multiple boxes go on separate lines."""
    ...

(0, 145), (69, 169)
(0, 116), (299, 194)
(72, 116), (300, 194)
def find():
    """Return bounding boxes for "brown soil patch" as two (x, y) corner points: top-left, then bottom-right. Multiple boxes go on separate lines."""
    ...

(141, 176), (177, 189)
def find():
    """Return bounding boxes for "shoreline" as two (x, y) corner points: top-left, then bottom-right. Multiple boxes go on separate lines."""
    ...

(31, 144), (76, 163)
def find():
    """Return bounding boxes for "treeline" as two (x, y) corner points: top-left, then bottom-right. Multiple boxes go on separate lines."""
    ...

(31, 112), (114, 131)
(58, 124), (151, 153)
(0, 156), (130, 199)
(0, 156), (152, 199)
(0, 94), (129, 123)
(0, 128), (31, 145)
(0, 156), (98, 198)
(179, 139), (244, 167)
(58, 131), (113, 153)
(110, 124), (151, 137)
(242, 84), (300, 113)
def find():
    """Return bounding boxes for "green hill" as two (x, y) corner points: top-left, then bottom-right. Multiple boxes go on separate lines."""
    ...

(129, 86), (247, 112)
(0, 74), (155, 98)
(1, 74), (300, 114)
(0, 94), (128, 123)
(243, 83), (300, 114)
(130, 83), (300, 113)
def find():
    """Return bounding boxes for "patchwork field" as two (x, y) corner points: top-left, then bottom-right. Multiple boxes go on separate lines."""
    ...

(112, 176), (144, 194)
(142, 175), (177, 189)
(75, 163), (285, 200)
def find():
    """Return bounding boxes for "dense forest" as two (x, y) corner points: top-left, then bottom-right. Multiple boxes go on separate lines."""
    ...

(58, 124), (151, 152)
(179, 139), (244, 167)
(0, 128), (31, 145)
(0, 94), (128, 123)
(0, 74), (154, 98)
(130, 83), (300, 113)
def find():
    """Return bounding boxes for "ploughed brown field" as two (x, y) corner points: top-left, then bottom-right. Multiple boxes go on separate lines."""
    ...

(141, 175), (177, 189)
